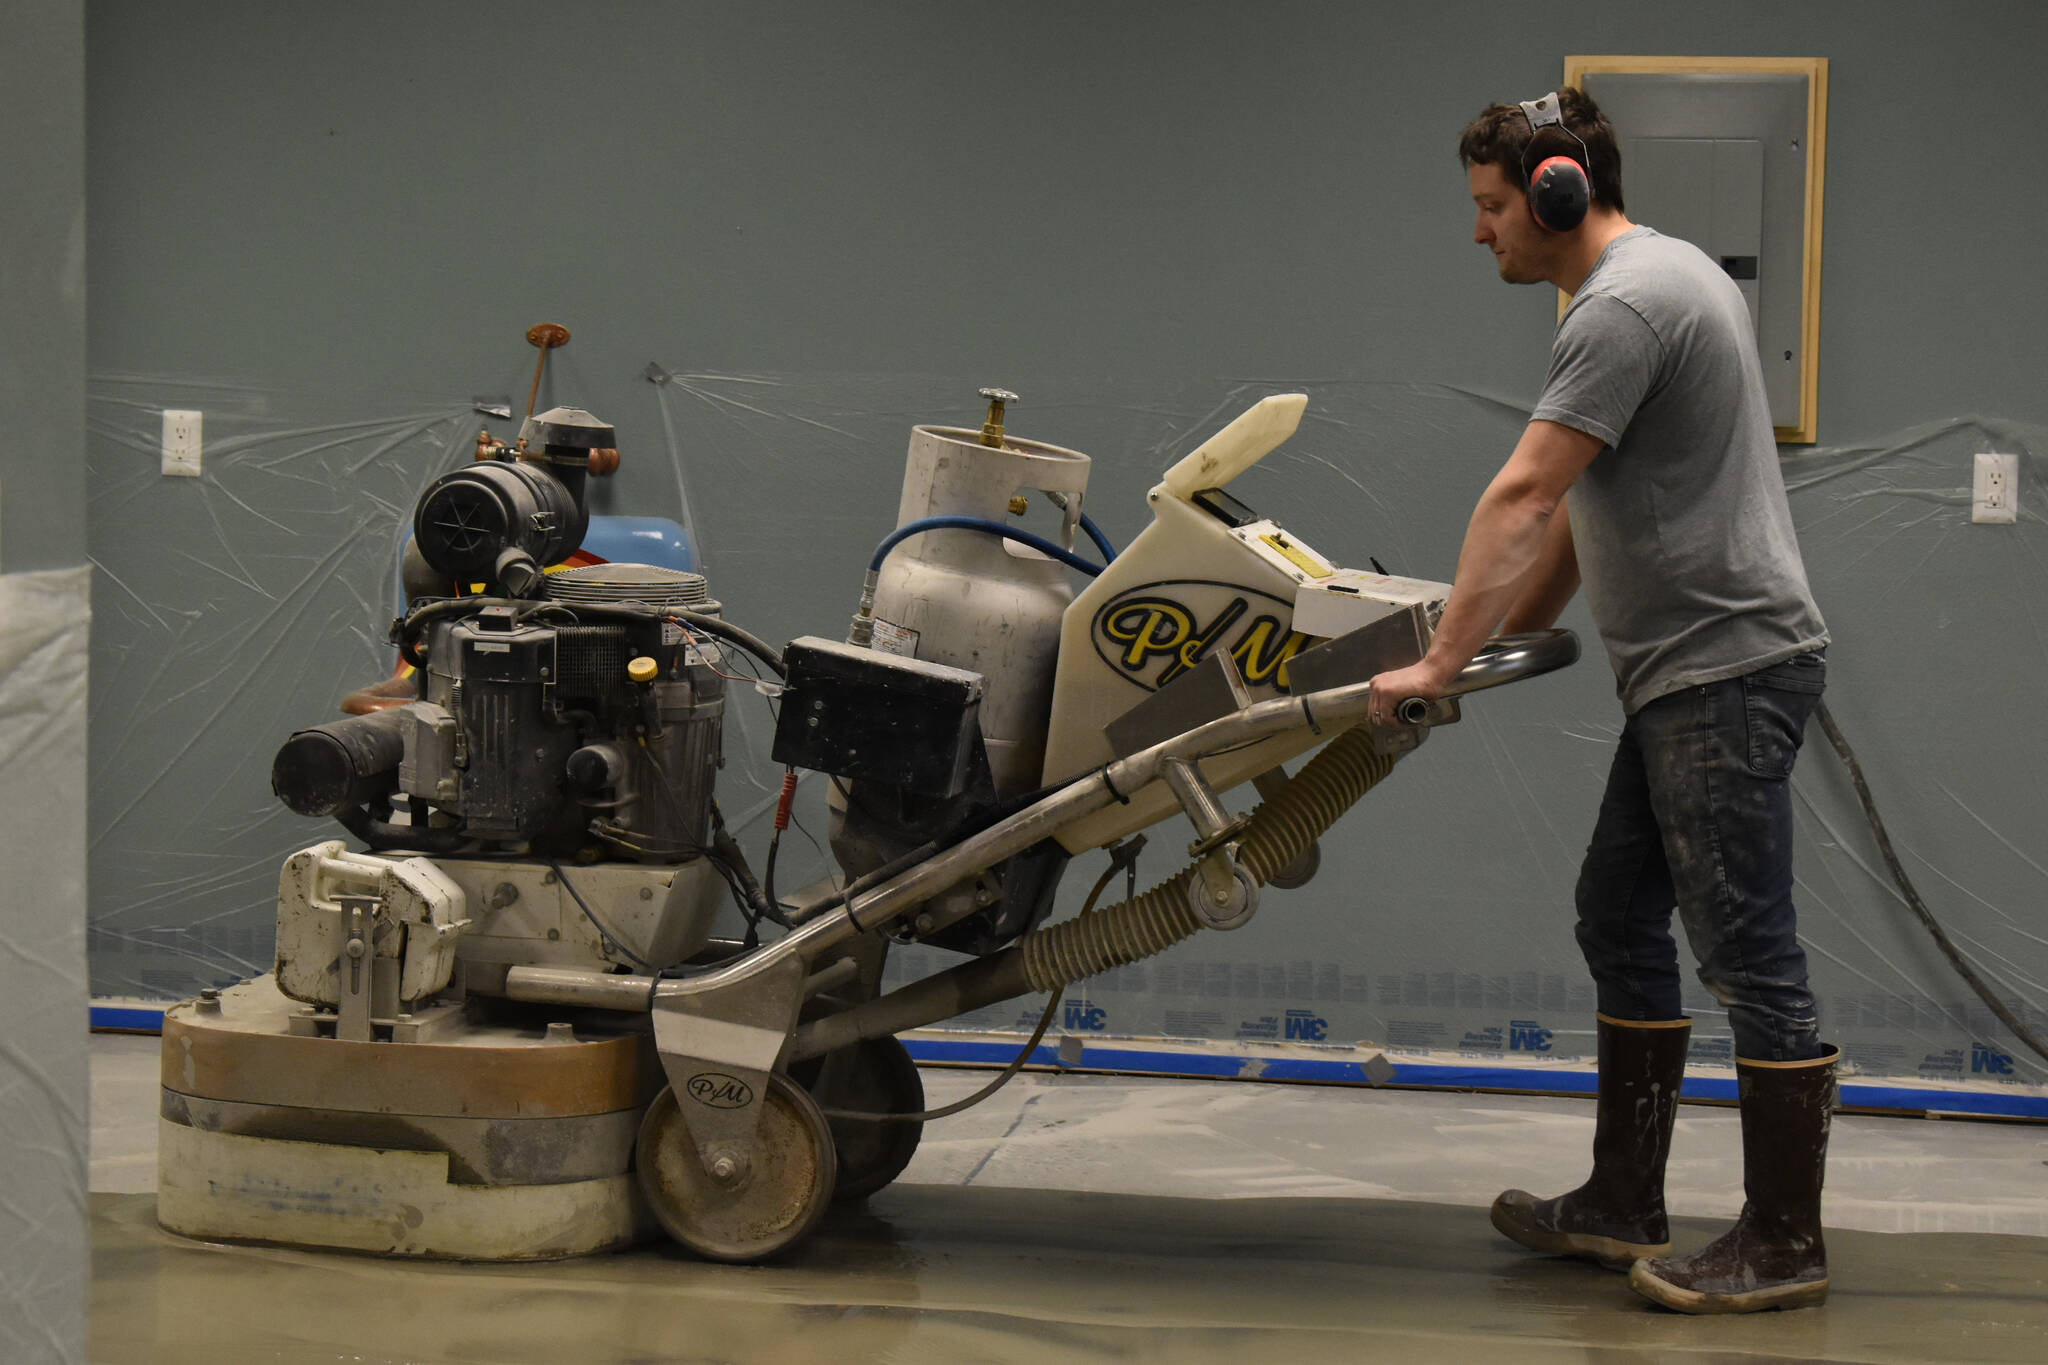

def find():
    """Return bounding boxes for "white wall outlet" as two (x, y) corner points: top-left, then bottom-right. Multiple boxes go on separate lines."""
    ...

(161, 409), (203, 477)
(1972, 452), (2018, 525)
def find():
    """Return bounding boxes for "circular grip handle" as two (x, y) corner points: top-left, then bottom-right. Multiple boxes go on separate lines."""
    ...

(1443, 629), (1581, 699)
(1376, 630), (1581, 726)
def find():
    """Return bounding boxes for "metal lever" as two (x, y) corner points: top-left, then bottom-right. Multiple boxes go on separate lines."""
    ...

(335, 893), (379, 1042)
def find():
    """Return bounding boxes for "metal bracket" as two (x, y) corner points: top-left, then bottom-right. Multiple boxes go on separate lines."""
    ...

(1160, 756), (1251, 855)
(1104, 649), (1254, 761)
(1160, 757), (1259, 930)
(650, 952), (810, 1176)
(1369, 698), (1454, 756)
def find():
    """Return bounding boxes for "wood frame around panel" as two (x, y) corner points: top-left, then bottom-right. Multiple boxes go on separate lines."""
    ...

(1562, 55), (1828, 443)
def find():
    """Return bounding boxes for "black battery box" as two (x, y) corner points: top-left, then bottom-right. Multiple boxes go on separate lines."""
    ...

(771, 636), (985, 797)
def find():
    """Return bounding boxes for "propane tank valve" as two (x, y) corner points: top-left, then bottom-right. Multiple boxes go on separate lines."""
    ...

(978, 387), (1018, 448)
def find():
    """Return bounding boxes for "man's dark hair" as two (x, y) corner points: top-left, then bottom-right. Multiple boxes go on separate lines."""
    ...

(1458, 86), (1625, 215)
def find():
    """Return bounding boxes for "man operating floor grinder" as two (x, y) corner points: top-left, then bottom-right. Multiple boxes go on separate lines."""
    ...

(1368, 88), (1835, 1315)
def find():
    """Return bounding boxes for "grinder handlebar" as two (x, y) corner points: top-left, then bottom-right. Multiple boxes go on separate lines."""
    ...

(1393, 696), (1434, 725)
(1386, 629), (1580, 726)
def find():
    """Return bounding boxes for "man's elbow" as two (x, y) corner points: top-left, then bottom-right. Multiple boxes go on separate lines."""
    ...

(1488, 477), (1567, 524)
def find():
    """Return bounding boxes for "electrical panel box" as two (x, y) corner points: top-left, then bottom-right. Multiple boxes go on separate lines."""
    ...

(1625, 137), (1765, 332)
(1568, 59), (1827, 442)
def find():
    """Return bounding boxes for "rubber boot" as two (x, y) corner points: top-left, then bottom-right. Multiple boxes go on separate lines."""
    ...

(1630, 1046), (1837, 1314)
(1491, 1014), (1691, 1269)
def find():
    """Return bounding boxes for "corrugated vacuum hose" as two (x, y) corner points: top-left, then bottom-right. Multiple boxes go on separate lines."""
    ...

(1021, 724), (1401, 993)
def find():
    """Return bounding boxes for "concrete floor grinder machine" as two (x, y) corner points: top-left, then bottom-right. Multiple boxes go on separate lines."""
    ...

(157, 389), (1576, 1262)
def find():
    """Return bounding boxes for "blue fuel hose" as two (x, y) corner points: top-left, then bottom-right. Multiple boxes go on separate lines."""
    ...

(868, 516), (1106, 577)
(1077, 514), (1118, 563)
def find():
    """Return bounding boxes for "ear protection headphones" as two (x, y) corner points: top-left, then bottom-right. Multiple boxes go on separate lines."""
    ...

(1518, 92), (1591, 232)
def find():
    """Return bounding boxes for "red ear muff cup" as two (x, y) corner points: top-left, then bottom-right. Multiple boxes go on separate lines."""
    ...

(1528, 155), (1590, 232)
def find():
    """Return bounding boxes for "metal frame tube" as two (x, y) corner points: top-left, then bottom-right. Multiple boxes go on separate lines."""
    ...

(505, 964), (655, 1010)
(652, 630), (1576, 1014)
(647, 630), (1572, 1015)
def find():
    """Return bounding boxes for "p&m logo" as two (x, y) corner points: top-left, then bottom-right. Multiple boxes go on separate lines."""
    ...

(686, 1072), (754, 1109)
(1091, 580), (1314, 693)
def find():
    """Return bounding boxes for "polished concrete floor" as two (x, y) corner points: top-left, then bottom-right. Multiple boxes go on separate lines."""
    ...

(92, 1034), (2048, 1363)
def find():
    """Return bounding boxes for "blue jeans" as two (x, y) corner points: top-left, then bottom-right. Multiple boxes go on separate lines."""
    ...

(1574, 650), (1827, 1061)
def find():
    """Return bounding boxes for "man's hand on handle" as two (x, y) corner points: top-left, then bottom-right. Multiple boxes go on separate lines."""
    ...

(1367, 654), (1460, 728)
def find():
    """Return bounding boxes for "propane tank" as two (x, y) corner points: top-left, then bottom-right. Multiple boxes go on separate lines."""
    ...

(856, 392), (1092, 796)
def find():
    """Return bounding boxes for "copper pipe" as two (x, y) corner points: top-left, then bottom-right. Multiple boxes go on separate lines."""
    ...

(520, 323), (571, 444)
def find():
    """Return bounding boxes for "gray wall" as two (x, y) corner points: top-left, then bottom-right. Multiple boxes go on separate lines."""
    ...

(84, 2), (2048, 435)
(4, 0), (88, 572)
(82, 3), (2047, 1085)
(1, 3), (89, 1362)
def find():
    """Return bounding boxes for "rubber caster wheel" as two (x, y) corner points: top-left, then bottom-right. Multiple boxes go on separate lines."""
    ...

(798, 1035), (926, 1203)
(635, 1072), (837, 1263)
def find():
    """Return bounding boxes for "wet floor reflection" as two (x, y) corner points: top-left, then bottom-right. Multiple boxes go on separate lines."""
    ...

(92, 1187), (2048, 1364)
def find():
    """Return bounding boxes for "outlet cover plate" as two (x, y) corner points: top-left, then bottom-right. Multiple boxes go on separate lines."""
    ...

(162, 409), (203, 477)
(1973, 452), (2017, 525)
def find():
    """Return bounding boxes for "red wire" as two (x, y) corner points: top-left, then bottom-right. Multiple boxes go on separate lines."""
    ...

(774, 770), (798, 831)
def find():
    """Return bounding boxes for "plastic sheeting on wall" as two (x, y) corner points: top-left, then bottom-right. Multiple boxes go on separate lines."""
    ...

(1, 565), (90, 1364)
(87, 370), (2047, 1097)
(86, 377), (478, 998)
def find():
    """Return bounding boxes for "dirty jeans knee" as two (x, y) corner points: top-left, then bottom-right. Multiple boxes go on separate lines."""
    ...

(1633, 652), (1828, 1062)
(1574, 721), (1684, 1022)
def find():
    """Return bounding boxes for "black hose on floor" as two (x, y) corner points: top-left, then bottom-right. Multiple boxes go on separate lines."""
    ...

(1815, 699), (2048, 1066)
(815, 851), (1130, 1124)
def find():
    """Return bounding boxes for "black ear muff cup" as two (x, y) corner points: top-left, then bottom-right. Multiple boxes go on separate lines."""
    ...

(1528, 154), (1590, 232)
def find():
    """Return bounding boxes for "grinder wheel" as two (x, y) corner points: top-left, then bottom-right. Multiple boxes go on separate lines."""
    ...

(797, 1035), (927, 1203)
(635, 1072), (837, 1263)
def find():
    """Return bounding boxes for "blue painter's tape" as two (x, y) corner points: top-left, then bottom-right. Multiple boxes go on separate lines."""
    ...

(91, 1004), (168, 1032)
(1082, 1046), (1247, 1078)
(898, 1039), (2046, 1120)
(1246, 1059), (1371, 1084)
(90, 1001), (2044, 1120)
(1839, 1083), (2047, 1119)
(908, 1039), (1058, 1067)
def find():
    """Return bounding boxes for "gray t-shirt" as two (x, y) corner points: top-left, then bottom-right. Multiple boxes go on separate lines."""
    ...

(1531, 225), (1827, 713)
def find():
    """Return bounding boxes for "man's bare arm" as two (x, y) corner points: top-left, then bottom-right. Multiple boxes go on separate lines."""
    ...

(1365, 420), (1602, 717)
(1499, 496), (1580, 635)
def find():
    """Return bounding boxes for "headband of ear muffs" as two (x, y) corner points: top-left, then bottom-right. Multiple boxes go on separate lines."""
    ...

(1518, 92), (1592, 232)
